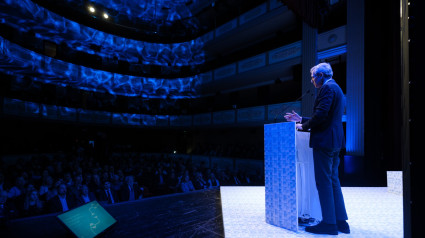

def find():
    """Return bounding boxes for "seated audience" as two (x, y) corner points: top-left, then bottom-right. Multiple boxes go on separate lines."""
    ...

(0, 140), (264, 220)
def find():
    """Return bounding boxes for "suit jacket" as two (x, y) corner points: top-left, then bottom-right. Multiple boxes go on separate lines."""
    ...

(47, 195), (78, 213)
(119, 184), (142, 202)
(76, 192), (97, 205)
(301, 79), (345, 150)
(96, 189), (119, 204)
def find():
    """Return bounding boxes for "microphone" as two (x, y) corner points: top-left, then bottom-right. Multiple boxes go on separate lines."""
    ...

(272, 89), (314, 123)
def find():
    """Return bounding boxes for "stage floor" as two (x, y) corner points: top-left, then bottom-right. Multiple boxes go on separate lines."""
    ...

(220, 186), (403, 238)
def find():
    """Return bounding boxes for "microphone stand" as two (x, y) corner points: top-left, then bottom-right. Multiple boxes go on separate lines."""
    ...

(272, 89), (313, 123)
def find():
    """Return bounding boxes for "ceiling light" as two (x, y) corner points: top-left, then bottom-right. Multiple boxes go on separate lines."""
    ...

(103, 13), (109, 19)
(88, 6), (96, 13)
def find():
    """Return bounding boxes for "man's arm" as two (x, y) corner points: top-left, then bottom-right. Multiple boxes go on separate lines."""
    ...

(301, 85), (334, 130)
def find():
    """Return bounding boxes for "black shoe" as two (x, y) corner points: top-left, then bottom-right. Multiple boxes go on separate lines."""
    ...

(337, 220), (350, 234)
(305, 221), (338, 235)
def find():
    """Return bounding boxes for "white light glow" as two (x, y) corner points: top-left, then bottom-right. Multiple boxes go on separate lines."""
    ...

(220, 186), (403, 237)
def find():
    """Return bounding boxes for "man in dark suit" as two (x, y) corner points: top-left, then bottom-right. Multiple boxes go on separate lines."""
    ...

(96, 181), (118, 205)
(48, 183), (77, 213)
(119, 176), (143, 202)
(76, 185), (97, 205)
(285, 62), (349, 235)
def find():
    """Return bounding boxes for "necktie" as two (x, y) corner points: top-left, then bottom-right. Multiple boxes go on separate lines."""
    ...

(129, 185), (135, 201)
(107, 190), (114, 204)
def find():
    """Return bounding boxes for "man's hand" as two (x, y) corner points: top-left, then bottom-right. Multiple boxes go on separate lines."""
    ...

(284, 110), (302, 122)
(295, 123), (303, 130)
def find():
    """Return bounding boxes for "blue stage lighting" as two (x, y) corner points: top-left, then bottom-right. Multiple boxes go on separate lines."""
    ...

(0, 0), (205, 98)
(0, 36), (201, 98)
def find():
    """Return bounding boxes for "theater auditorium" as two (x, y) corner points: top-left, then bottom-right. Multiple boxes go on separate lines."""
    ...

(0, 0), (422, 237)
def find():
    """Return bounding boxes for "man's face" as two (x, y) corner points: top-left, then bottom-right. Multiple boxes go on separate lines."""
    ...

(75, 175), (82, 184)
(58, 184), (67, 196)
(311, 74), (321, 88)
(127, 177), (133, 186)
(104, 182), (111, 190)
(82, 186), (89, 195)
(30, 191), (38, 201)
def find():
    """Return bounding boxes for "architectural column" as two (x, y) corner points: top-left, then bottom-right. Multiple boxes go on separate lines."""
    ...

(301, 22), (317, 117)
(346, 0), (365, 156)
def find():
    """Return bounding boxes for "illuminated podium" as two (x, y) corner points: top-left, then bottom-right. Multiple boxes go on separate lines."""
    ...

(264, 122), (322, 232)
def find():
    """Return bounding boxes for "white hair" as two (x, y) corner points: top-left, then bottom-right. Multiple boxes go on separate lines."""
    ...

(310, 62), (333, 82)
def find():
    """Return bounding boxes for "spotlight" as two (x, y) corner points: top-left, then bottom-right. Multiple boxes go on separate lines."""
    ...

(103, 13), (109, 19)
(88, 6), (96, 13)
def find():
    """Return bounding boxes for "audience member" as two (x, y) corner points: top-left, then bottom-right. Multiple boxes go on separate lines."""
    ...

(207, 173), (220, 188)
(89, 174), (102, 197)
(193, 171), (207, 190)
(47, 183), (77, 213)
(180, 175), (195, 193)
(44, 178), (62, 202)
(119, 175), (143, 202)
(153, 166), (168, 195)
(77, 185), (96, 205)
(116, 169), (125, 183)
(83, 172), (93, 187)
(69, 174), (83, 199)
(230, 170), (242, 185)
(7, 176), (26, 199)
(97, 181), (118, 205)
(38, 175), (53, 201)
(167, 169), (181, 193)
(22, 189), (44, 217)
(110, 175), (122, 192)
(238, 171), (252, 185)
(216, 169), (230, 186)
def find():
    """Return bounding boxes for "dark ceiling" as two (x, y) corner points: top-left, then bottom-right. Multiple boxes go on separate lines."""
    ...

(31, 0), (268, 43)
